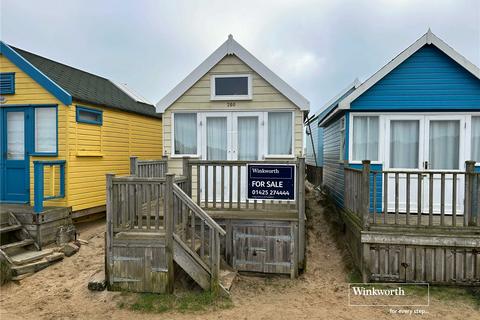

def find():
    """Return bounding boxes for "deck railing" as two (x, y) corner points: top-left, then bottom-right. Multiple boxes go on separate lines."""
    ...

(130, 156), (168, 178)
(344, 160), (479, 229)
(33, 160), (66, 213)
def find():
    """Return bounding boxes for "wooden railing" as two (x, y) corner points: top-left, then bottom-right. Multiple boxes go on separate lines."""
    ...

(183, 158), (305, 212)
(33, 160), (66, 213)
(168, 174), (226, 290)
(130, 156), (168, 178)
(344, 160), (479, 229)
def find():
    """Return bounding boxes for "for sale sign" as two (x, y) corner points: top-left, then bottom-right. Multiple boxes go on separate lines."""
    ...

(247, 164), (295, 201)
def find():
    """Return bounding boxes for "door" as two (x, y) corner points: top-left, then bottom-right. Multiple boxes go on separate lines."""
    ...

(1, 108), (31, 202)
(385, 116), (424, 213)
(385, 115), (466, 214)
(232, 113), (263, 201)
(424, 116), (465, 213)
(201, 113), (232, 202)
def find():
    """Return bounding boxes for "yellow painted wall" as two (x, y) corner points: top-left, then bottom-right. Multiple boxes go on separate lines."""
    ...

(1, 53), (163, 212)
(163, 55), (305, 175)
(66, 103), (162, 211)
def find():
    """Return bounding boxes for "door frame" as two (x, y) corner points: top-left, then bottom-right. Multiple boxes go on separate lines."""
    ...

(1, 106), (33, 203)
(232, 112), (264, 161)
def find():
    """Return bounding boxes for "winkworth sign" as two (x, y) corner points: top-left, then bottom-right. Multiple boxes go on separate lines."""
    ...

(247, 164), (295, 201)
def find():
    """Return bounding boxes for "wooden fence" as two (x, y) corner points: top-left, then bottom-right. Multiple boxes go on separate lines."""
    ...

(130, 156), (168, 178)
(306, 164), (322, 186)
(342, 160), (480, 285)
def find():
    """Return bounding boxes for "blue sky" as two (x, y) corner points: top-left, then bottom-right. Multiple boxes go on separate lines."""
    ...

(1, 0), (479, 113)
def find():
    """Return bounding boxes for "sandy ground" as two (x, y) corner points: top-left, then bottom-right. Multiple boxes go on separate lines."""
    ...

(0, 188), (478, 320)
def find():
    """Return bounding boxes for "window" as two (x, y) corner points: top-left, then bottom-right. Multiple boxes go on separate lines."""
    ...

(390, 120), (419, 169)
(211, 74), (252, 100)
(35, 107), (57, 154)
(174, 113), (197, 155)
(472, 116), (480, 162)
(352, 116), (379, 161)
(268, 112), (292, 155)
(339, 117), (345, 161)
(0, 72), (15, 95)
(76, 106), (102, 125)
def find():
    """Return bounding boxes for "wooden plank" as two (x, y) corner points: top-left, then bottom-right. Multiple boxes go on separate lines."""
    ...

(406, 173), (410, 225)
(221, 165), (225, 209)
(440, 173), (445, 226)
(213, 165), (217, 208)
(429, 173), (434, 226)
(417, 173), (423, 226)
(229, 165), (233, 209)
(395, 173), (399, 224)
(237, 166), (241, 209)
(383, 172), (388, 224)
(452, 173), (457, 227)
(197, 164), (201, 206)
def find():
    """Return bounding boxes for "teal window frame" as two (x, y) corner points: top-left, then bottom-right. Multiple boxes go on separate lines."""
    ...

(0, 72), (15, 95)
(76, 105), (103, 125)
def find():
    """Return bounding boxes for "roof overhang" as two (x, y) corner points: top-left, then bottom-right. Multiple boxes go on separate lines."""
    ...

(0, 41), (72, 105)
(156, 35), (310, 112)
(320, 30), (480, 126)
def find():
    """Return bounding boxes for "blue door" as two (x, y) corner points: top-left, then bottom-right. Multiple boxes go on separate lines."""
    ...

(1, 107), (31, 203)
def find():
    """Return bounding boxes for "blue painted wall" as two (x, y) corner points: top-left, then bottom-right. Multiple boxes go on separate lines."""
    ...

(349, 163), (383, 213)
(322, 115), (345, 206)
(351, 45), (480, 111)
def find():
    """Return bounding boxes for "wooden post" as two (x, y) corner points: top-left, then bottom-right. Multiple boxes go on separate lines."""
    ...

(182, 156), (191, 197)
(130, 156), (138, 176)
(162, 155), (169, 176)
(165, 173), (175, 293)
(210, 231), (220, 294)
(105, 173), (115, 289)
(465, 161), (475, 226)
(362, 160), (371, 230)
(297, 157), (306, 271)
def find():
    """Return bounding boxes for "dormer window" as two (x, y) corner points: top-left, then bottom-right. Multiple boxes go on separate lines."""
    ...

(211, 74), (252, 100)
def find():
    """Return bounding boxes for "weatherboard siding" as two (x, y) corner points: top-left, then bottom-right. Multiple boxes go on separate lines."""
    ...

(163, 55), (305, 175)
(322, 116), (345, 206)
(305, 118), (324, 167)
(66, 103), (162, 211)
(351, 45), (480, 110)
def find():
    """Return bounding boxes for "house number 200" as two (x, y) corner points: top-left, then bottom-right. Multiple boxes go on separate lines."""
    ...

(226, 102), (236, 107)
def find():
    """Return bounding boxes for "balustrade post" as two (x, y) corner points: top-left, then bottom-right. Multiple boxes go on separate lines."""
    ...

(183, 156), (191, 196)
(105, 173), (115, 288)
(465, 161), (476, 226)
(129, 156), (138, 176)
(165, 173), (175, 293)
(34, 162), (44, 213)
(362, 160), (371, 230)
(297, 157), (306, 270)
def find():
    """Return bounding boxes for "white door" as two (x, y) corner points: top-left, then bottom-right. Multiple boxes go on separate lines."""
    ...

(201, 113), (233, 202)
(385, 115), (466, 214)
(424, 116), (465, 214)
(232, 113), (264, 201)
(385, 116), (424, 213)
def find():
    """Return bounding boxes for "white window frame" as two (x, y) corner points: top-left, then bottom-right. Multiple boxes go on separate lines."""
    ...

(349, 114), (381, 164)
(170, 112), (201, 158)
(264, 111), (295, 158)
(210, 74), (252, 101)
(338, 116), (346, 163)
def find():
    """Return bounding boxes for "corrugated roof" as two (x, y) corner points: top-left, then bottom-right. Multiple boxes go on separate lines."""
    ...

(11, 46), (160, 118)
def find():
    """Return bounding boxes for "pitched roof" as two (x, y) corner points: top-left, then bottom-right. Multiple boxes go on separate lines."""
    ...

(319, 30), (480, 126)
(2, 42), (159, 118)
(156, 35), (310, 112)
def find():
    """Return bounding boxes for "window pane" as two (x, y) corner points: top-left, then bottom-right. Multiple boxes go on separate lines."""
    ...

(7, 112), (24, 160)
(352, 116), (379, 161)
(78, 109), (101, 124)
(268, 112), (292, 155)
(238, 117), (258, 160)
(207, 117), (227, 160)
(174, 113), (197, 154)
(215, 77), (248, 96)
(429, 120), (460, 170)
(390, 120), (419, 169)
(472, 117), (480, 162)
(35, 108), (56, 153)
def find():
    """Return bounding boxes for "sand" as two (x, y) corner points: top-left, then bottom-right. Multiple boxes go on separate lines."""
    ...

(0, 188), (478, 320)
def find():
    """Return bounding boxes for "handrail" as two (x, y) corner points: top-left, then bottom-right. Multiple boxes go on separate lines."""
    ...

(34, 160), (66, 213)
(172, 184), (226, 236)
(188, 159), (298, 165)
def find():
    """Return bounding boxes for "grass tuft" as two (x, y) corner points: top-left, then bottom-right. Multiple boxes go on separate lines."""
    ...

(118, 291), (233, 314)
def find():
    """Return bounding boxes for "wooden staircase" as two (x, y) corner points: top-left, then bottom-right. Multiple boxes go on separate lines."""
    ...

(0, 211), (63, 278)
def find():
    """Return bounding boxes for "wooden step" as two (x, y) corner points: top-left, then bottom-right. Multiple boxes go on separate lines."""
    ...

(0, 238), (34, 251)
(11, 253), (64, 276)
(173, 235), (211, 290)
(0, 224), (22, 234)
(9, 249), (54, 265)
(219, 268), (236, 292)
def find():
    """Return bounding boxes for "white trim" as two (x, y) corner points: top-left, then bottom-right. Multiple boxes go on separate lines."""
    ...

(348, 114), (381, 163)
(111, 81), (153, 105)
(320, 30), (480, 125)
(210, 74), (252, 101)
(156, 35), (310, 112)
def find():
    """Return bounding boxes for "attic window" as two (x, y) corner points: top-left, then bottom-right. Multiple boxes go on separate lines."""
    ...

(76, 106), (103, 125)
(211, 74), (252, 100)
(0, 73), (15, 95)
